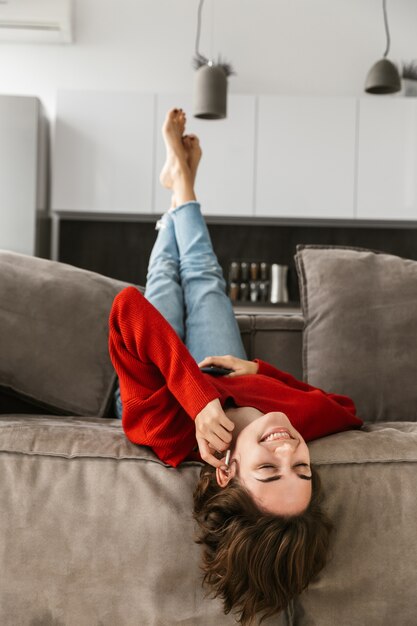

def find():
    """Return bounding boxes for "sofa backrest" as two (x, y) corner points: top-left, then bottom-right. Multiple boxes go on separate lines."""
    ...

(0, 250), (131, 417)
(0, 249), (305, 417)
(237, 313), (304, 379)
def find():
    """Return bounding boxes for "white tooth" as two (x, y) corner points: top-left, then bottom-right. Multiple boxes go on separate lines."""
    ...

(265, 431), (290, 442)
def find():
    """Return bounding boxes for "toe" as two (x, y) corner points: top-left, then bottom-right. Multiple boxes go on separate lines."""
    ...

(167, 108), (181, 121)
(164, 109), (177, 129)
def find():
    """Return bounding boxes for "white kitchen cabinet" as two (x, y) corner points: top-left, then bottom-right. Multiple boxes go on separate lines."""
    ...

(52, 90), (155, 214)
(51, 90), (417, 224)
(154, 94), (256, 216)
(0, 95), (48, 256)
(357, 97), (417, 220)
(255, 96), (356, 219)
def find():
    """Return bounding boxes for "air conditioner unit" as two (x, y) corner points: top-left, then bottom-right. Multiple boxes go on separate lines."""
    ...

(0, 0), (73, 43)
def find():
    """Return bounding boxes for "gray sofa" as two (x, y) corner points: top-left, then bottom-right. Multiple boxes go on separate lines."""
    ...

(1, 248), (416, 626)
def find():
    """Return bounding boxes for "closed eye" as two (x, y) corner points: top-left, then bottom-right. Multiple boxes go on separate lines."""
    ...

(256, 463), (312, 482)
(259, 463), (310, 470)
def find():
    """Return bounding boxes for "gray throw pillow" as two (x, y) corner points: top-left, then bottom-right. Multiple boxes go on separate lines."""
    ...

(295, 244), (417, 422)
(0, 250), (131, 417)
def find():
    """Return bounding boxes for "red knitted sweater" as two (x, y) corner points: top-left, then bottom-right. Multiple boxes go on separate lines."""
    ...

(108, 287), (363, 467)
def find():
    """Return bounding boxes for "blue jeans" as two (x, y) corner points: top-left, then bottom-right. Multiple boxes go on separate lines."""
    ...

(113, 201), (247, 419)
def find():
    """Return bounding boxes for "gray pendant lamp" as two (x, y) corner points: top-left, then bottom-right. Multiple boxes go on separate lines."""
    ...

(192, 0), (235, 119)
(365, 0), (401, 94)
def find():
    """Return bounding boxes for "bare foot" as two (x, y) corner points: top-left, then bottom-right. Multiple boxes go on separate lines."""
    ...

(182, 134), (202, 186)
(159, 108), (189, 189)
(167, 134), (202, 210)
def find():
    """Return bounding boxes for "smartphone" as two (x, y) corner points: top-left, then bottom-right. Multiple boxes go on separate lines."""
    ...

(200, 366), (234, 377)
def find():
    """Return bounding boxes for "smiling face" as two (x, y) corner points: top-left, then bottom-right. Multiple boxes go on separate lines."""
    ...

(216, 409), (312, 517)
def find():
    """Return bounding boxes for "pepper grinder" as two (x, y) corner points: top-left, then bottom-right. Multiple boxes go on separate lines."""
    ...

(270, 264), (289, 303)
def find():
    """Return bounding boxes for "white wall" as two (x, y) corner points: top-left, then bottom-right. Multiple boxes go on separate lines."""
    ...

(0, 0), (416, 122)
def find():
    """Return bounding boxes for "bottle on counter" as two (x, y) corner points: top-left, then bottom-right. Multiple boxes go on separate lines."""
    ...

(229, 282), (239, 302)
(240, 282), (249, 301)
(240, 262), (249, 283)
(229, 261), (240, 284)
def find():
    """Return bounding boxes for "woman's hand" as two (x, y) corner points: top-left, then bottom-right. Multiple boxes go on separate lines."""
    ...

(198, 355), (259, 377)
(195, 398), (235, 468)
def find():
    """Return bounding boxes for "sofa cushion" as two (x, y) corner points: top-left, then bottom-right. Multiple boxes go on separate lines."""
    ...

(0, 415), (416, 625)
(295, 244), (417, 422)
(0, 250), (130, 417)
(292, 421), (417, 624)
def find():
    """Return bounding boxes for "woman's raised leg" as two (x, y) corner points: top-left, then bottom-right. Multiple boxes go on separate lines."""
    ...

(144, 108), (192, 338)
(169, 133), (247, 364)
(113, 109), (188, 419)
(171, 201), (247, 364)
(144, 214), (184, 339)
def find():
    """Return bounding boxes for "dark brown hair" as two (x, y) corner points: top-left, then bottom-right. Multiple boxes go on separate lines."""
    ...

(193, 463), (333, 625)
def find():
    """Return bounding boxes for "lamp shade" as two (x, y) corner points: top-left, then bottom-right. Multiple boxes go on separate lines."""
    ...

(193, 64), (227, 119)
(365, 58), (401, 94)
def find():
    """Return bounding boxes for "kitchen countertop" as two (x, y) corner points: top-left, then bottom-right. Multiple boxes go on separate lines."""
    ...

(233, 303), (302, 315)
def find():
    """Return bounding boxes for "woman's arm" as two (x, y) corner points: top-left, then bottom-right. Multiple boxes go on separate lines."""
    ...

(254, 359), (357, 415)
(197, 354), (357, 416)
(109, 287), (233, 466)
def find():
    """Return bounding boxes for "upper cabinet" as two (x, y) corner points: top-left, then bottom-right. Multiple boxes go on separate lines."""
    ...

(52, 90), (155, 213)
(51, 90), (417, 223)
(154, 94), (256, 216)
(0, 95), (48, 256)
(357, 98), (417, 220)
(255, 96), (357, 218)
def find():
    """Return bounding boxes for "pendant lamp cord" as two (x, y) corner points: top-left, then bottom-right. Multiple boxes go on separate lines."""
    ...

(195, 0), (208, 64)
(382, 0), (391, 58)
